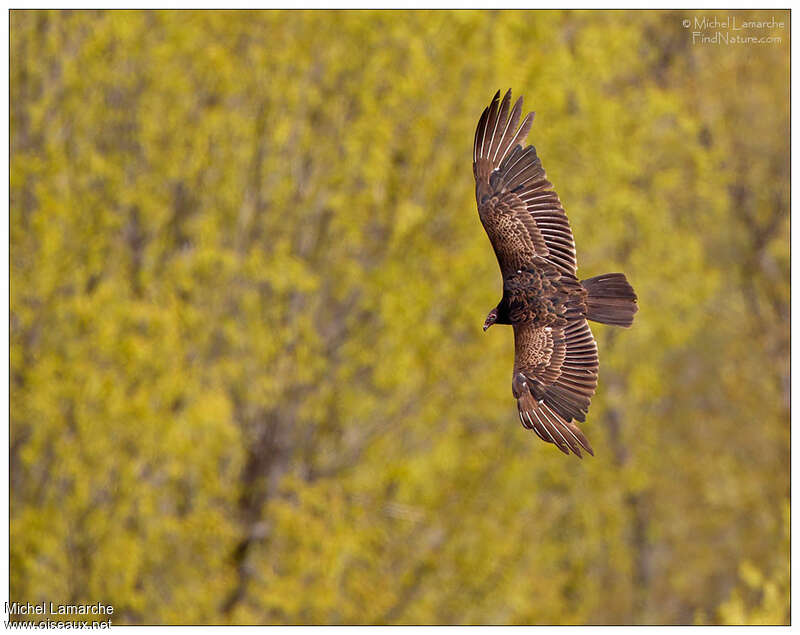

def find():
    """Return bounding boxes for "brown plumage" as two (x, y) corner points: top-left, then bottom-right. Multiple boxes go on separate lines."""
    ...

(474, 89), (638, 458)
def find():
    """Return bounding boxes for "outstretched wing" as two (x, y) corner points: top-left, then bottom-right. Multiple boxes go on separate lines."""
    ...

(473, 89), (578, 278)
(512, 319), (599, 457)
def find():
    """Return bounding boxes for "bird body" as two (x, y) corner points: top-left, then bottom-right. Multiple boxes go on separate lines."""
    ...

(474, 90), (638, 457)
(495, 265), (584, 326)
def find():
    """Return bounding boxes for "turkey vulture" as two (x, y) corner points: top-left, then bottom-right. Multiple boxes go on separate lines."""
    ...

(474, 89), (638, 458)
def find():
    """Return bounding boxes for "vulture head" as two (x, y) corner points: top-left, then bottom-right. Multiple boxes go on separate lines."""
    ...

(483, 308), (498, 332)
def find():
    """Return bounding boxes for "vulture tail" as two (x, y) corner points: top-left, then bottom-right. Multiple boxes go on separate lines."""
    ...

(581, 273), (638, 327)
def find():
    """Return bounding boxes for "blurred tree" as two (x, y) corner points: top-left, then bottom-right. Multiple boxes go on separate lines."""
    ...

(10, 9), (788, 625)
(712, 501), (789, 625)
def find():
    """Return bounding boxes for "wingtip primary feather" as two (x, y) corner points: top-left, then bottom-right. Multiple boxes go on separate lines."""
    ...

(488, 90), (512, 163)
(480, 91), (502, 158)
(518, 389), (594, 458)
(474, 89), (536, 170)
(473, 106), (490, 164)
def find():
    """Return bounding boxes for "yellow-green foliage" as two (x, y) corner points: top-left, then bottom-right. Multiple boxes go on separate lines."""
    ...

(11, 9), (788, 625)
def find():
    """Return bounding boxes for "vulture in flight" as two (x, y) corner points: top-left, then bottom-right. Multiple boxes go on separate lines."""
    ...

(474, 89), (638, 458)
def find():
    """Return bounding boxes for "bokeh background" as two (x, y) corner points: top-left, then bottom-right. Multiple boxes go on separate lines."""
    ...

(10, 9), (789, 625)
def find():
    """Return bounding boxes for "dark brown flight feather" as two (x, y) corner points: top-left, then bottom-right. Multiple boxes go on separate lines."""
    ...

(473, 89), (638, 458)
